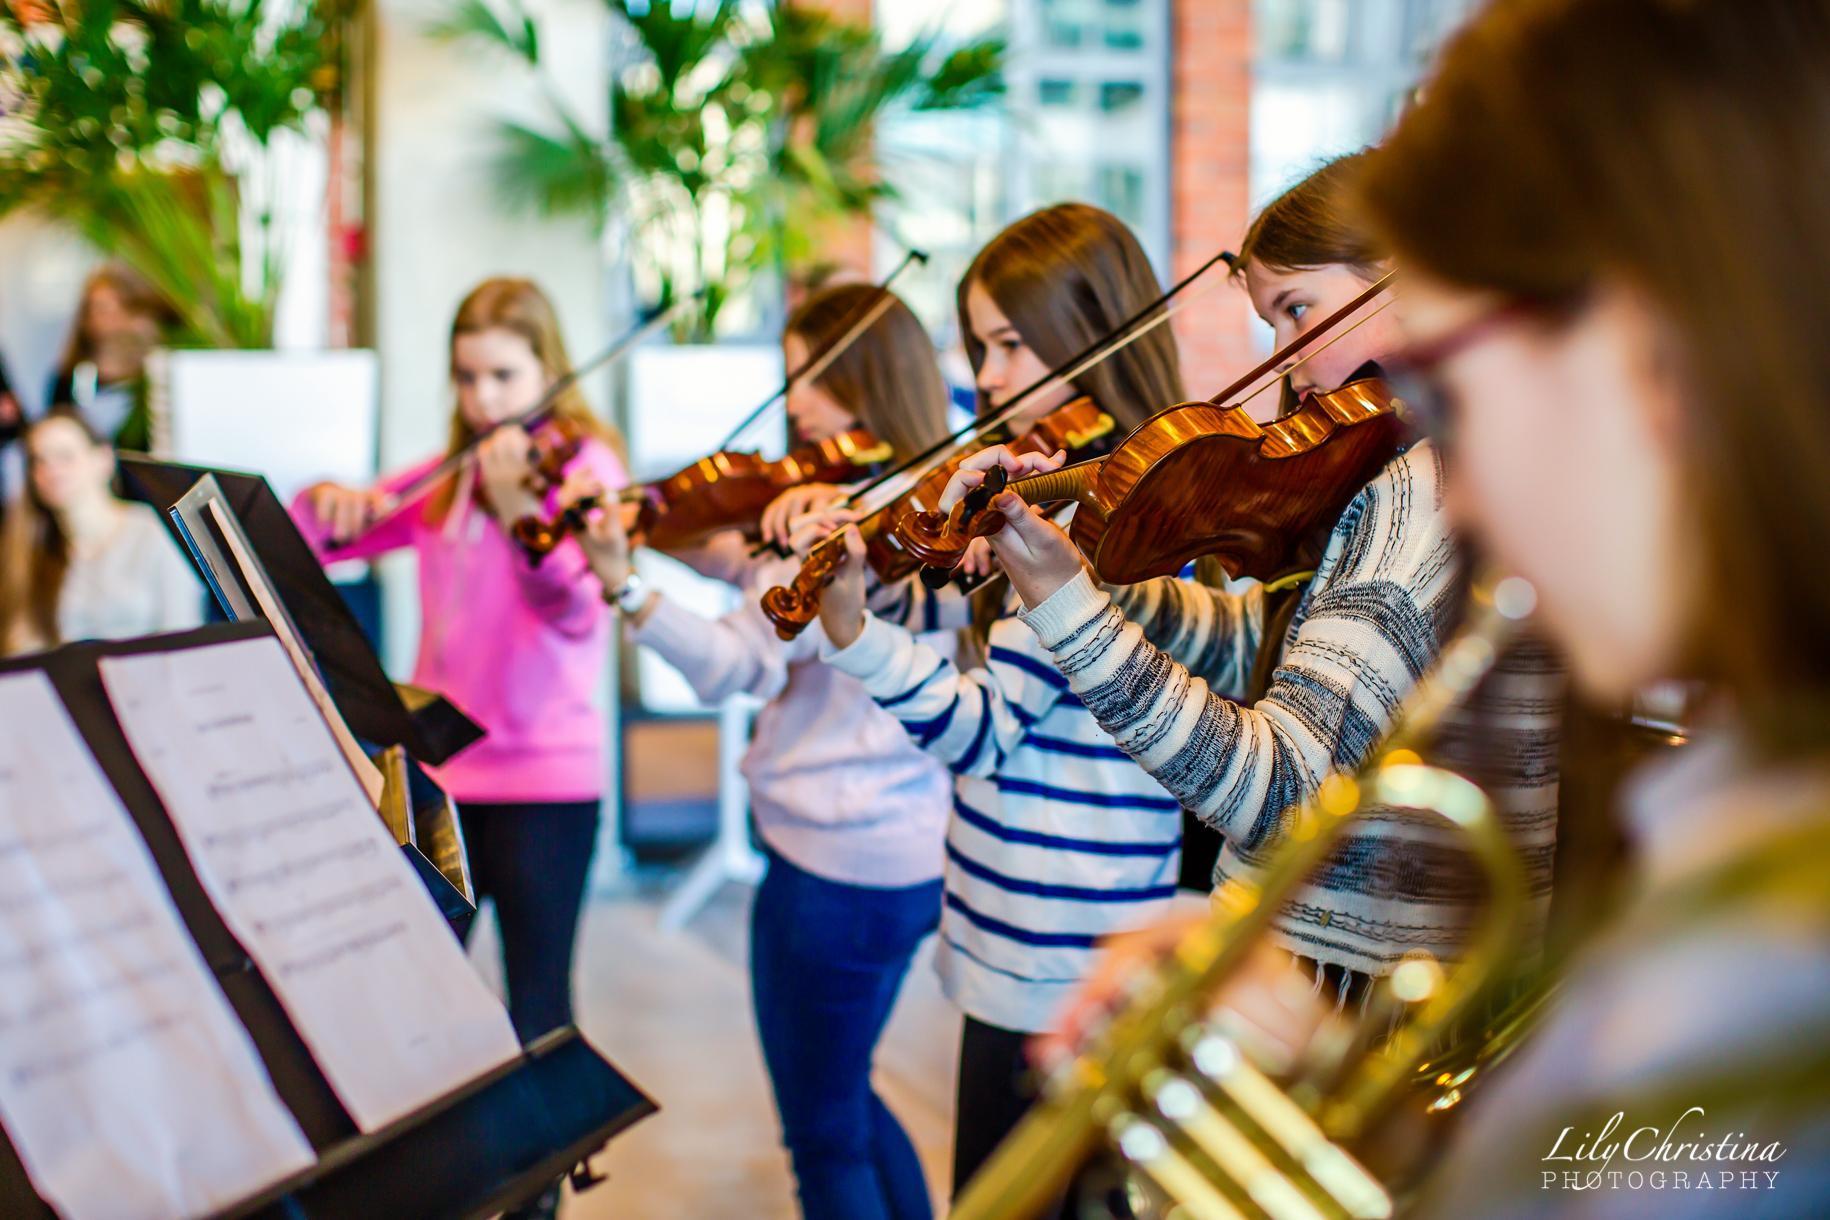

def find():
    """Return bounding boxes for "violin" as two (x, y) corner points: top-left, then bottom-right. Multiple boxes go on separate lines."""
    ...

(510, 427), (893, 563)
(898, 376), (1404, 586)
(506, 250), (930, 562)
(754, 244), (1240, 640)
(510, 492), (596, 565)
(329, 298), (700, 551)
(622, 427), (892, 552)
(758, 397), (1116, 639)
(895, 273), (1405, 587)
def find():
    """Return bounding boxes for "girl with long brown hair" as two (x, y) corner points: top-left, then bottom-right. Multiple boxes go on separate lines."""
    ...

(799, 204), (1193, 1211)
(940, 156), (1563, 1074)
(291, 279), (626, 1098)
(554, 284), (955, 1220)
(0, 408), (202, 654)
(1349, 0), (1830, 1210)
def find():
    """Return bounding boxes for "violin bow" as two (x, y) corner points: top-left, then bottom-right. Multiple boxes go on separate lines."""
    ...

(1195, 269), (1398, 419)
(917, 271), (1402, 556)
(328, 289), (705, 550)
(812, 246), (1240, 535)
(713, 248), (931, 452)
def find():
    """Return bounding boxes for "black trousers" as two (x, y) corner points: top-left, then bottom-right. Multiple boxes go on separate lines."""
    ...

(954, 1016), (1126, 1218)
(458, 799), (600, 1044)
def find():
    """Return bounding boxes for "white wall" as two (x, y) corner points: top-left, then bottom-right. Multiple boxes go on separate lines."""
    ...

(370, 0), (624, 838)
(0, 218), (97, 417)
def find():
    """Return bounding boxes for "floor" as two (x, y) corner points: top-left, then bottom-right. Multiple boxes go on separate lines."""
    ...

(465, 868), (963, 1220)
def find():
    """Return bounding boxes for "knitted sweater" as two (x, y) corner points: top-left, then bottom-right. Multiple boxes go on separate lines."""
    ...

(1018, 442), (1562, 979)
(824, 585), (1185, 1034)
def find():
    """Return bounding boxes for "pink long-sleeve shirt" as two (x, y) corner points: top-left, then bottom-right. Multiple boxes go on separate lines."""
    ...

(291, 440), (626, 804)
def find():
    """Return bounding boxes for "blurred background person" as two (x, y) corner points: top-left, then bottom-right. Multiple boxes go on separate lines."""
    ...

(48, 262), (175, 452)
(0, 407), (202, 654)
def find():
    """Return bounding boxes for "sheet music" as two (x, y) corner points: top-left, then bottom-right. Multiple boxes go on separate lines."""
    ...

(207, 497), (386, 808)
(99, 637), (521, 1132)
(0, 671), (315, 1220)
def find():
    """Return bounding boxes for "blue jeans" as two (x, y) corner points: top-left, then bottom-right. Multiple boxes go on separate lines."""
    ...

(750, 847), (943, 1220)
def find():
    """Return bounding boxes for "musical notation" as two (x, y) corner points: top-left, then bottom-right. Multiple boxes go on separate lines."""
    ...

(0, 671), (314, 1220)
(99, 637), (521, 1133)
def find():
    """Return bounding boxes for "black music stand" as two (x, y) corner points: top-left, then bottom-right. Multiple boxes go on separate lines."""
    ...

(118, 457), (484, 766)
(0, 625), (655, 1219)
(124, 464), (479, 930)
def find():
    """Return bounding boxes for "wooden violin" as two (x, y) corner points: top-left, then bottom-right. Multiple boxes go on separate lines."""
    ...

(896, 271), (1403, 585)
(621, 427), (892, 552)
(510, 493), (597, 565)
(509, 426), (893, 563)
(758, 397), (1116, 639)
(896, 376), (1405, 586)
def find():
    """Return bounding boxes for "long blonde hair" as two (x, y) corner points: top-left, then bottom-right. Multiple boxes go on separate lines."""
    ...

(428, 277), (623, 522)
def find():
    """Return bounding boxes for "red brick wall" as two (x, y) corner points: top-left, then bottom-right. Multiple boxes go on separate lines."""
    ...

(1170, 0), (1258, 396)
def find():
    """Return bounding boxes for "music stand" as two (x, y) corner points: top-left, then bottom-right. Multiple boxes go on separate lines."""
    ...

(119, 457), (484, 766)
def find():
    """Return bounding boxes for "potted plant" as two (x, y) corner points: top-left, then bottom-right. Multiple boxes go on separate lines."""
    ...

(433, 0), (1004, 342)
(0, 0), (340, 350)
(0, 0), (377, 498)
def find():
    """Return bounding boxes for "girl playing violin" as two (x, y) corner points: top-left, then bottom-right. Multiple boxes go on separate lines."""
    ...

(556, 284), (955, 1220)
(801, 203), (1192, 1211)
(935, 156), (1564, 1048)
(291, 278), (626, 1067)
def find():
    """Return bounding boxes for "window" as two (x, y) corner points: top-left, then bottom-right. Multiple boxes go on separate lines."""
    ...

(1252, 0), (1481, 205)
(1099, 80), (1144, 113)
(873, 0), (1172, 337)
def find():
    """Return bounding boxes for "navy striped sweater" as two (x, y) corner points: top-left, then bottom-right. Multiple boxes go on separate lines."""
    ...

(824, 586), (1185, 1033)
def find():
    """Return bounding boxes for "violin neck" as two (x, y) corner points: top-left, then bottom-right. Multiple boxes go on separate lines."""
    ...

(1007, 461), (1097, 509)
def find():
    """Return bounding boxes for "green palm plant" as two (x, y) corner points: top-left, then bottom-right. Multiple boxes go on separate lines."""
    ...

(0, 0), (336, 348)
(433, 0), (1003, 339)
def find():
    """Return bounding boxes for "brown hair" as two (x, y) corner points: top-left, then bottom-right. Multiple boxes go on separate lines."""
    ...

(784, 284), (951, 462)
(430, 277), (623, 521)
(55, 263), (174, 385)
(958, 203), (1185, 433)
(0, 409), (109, 652)
(1359, 0), (1830, 755)
(1236, 150), (1384, 280)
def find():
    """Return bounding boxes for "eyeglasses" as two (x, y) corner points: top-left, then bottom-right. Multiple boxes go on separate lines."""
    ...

(1384, 300), (1536, 447)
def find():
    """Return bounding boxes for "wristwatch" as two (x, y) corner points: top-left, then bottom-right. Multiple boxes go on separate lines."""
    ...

(604, 570), (648, 613)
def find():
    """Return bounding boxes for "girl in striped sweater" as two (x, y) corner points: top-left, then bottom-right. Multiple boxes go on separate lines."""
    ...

(560, 285), (954, 1220)
(804, 204), (1190, 1209)
(939, 157), (1563, 1058)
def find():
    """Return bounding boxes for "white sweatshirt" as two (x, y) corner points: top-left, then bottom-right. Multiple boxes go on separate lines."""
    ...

(631, 554), (951, 889)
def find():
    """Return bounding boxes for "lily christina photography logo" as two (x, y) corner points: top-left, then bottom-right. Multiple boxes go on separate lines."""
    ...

(1542, 1106), (1787, 1194)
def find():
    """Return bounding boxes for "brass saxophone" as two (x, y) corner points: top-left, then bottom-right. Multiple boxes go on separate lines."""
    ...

(951, 575), (1540, 1220)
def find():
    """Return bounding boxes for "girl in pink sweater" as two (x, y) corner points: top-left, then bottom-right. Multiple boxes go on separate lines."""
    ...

(293, 278), (625, 1060)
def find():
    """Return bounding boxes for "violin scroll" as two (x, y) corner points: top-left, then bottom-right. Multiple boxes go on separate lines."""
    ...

(513, 494), (598, 565)
(758, 538), (846, 640)
(897, 466), (1015, 575)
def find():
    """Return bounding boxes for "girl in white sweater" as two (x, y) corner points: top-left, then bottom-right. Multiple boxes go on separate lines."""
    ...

(563, 285), (954, 1220)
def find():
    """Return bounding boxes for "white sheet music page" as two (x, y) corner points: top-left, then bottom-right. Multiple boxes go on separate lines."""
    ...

(0, 671), (315, 1220)
(98, 637), (521, 1132)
